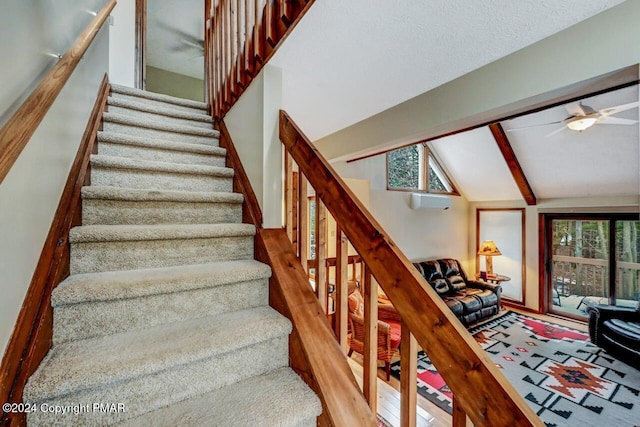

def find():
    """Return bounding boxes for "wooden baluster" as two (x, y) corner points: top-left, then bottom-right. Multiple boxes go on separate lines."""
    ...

(244, 0), (254, 76)
(315, 199), (327, 313)
(298, 172), (309, 272)
(215, 5), (223, 116)
(335, 225), (348, 353)
(400, 320), (417, 427)
(452, 396), (467, 427)
(284, 152), (294, 243)
(229, 0), (238, 97)
(204, 0), (211, 106)
(363, 265), (377, 413)
(235, 0), (245, 89)
(265, 0), (277, 47)
(220, 0), (227, 106)
(279, 0), (293, 25)
(253, 0), (265, 63)
(225, 0), (232, 105)
(291, 170), (298, 250)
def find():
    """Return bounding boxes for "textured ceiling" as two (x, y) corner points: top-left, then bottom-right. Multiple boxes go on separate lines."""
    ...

(428, 85), (639, 202)
(147, 0), (204, 79)
(270, 0), (626, 142)
(502, 85), (639, 199)
(430, 127), (523, 202)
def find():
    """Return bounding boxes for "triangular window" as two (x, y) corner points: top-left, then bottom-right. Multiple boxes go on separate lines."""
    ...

(387, 144), (457, 195)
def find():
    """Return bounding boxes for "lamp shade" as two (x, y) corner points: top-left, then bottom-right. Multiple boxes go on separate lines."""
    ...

(478, 240), (501, 256)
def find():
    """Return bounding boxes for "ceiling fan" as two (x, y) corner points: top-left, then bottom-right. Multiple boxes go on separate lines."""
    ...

(507, 100), (639, 137)
(158, 22), (204, 59)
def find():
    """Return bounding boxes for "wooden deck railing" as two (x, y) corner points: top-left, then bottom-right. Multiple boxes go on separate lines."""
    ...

(280, 110), (544, 427)
(0, 0), (116, 185)
(204, 0), (314, 119)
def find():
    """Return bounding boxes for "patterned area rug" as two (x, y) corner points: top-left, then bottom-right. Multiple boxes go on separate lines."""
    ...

(390, 311), (640, 426)
(376, 414), (392, 427)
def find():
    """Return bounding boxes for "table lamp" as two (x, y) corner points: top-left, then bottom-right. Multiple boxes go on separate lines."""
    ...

(478, 240), (501, 278)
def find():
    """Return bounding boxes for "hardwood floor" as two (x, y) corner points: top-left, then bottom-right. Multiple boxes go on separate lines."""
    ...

(346, 307), (588, 426)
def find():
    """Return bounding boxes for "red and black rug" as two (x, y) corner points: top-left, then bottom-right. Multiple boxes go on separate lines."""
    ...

(390, 311), (640, 426)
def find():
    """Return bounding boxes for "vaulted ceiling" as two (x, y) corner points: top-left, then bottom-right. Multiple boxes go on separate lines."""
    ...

(430, 84), (639, 202)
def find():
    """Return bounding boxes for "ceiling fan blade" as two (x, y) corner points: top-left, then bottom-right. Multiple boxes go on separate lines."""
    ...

(545, 125), (567, 138)
(505, 120), (564, 132)
(180, 38), (204, 51)
(157, 22), (204, 48)
(599, 101), (639, 117)
(565, 102), (586, 117)
(597, 116), (638, 125)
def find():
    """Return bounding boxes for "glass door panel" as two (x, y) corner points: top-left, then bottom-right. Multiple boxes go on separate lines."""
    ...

(615, 220), (640, 308)
(550, 219), (610, 318)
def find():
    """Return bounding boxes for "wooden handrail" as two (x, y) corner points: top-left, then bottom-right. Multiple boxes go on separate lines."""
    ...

(219, 118), (375, 426)
(257, 228), (377, 427)
(280, 109), (543, 427)
(0, 0), (116, 185)
(205, 0), (314, 119)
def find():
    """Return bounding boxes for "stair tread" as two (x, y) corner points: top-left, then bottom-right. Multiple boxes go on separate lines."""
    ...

(107, 96), (212, 122)
(90, 154), (234, 176)
(110, 84), (208, 110)
(81, 186), (243, 203)
(53, 260), (271, 306)
(98, 131), (225, 156)
(115, 367), (321, 427)
(103, 112), (220, 138)
(69, 223), (256, 243)
(24, 307), (291, 401)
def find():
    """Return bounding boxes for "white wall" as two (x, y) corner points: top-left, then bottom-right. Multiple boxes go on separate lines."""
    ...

(0, 0), (107, 127)
(0, 8), (110, 358)
(332, 155), (470, 270)
(109, 0), (136, 87)
(224, 65), (284, 228)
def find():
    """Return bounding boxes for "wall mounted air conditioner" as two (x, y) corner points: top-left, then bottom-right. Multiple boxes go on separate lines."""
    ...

(409, 193), (452, 210)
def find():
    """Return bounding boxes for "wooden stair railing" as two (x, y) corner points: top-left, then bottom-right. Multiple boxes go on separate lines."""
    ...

(204, 0), (314, 119)
(280, 110), (544, 427)
(217, 120), (377, 426)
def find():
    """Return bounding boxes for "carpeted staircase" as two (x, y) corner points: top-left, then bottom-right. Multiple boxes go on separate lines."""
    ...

(23, 85), (322, 426)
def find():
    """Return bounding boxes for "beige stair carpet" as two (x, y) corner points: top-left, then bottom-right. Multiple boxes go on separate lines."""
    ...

(24, 85), (321, 426)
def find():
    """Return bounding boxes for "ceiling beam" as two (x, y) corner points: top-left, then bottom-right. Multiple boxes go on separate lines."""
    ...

(489, 123), (537, 206)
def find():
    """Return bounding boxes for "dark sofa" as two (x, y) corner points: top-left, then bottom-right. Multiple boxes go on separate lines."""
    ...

(586, 303), (640, 370)
(413, 258), (502, 325)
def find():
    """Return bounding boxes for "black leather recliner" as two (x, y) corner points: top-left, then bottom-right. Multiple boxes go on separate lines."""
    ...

(586, 303), (640, 370)
(413, 258), (502, 326)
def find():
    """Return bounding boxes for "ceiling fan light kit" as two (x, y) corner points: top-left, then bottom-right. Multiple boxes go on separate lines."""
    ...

(566, 115), (598, 131)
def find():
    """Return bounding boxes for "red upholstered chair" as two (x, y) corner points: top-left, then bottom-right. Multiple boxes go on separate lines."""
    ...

(347, 291), (401, 380)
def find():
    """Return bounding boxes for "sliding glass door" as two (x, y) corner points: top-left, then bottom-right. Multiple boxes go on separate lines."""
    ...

(545, 214), (639, 320)
(616, 220), (640, 307)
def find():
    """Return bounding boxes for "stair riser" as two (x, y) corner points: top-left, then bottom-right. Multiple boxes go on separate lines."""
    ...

(27, 337), (288, 426)
(70, 235), (254, 274)
(53, 279), (268, 343)
(82, 199), (242, 225)
(91, 166), (233, 192)
(98, 141), (225, 167)
(108, 105), (212, 129)
(103, 121), (215, 146)
(110, 92), (207, 115)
